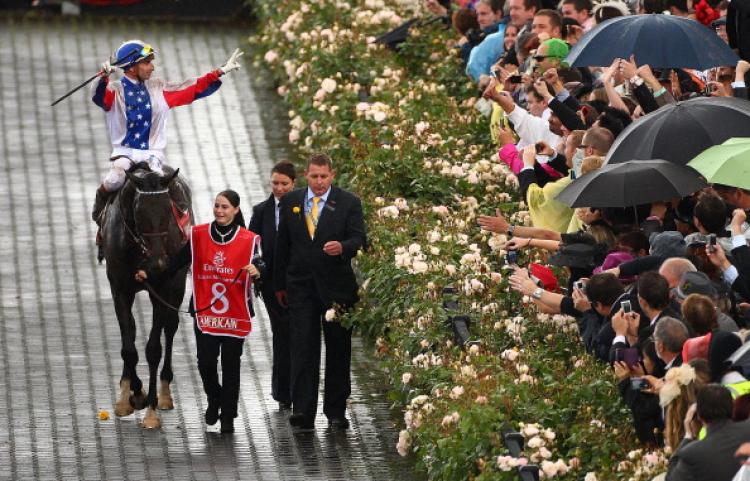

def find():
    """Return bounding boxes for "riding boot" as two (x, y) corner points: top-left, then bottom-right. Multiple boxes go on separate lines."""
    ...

(92, 184), (111, 224)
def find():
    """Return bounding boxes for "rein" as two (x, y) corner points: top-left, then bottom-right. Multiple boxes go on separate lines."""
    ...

(142, 269), (245, 314)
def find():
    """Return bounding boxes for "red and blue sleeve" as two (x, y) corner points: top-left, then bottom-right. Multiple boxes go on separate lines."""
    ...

(163, 70), (223, 108)
(91, 76), (115, 111)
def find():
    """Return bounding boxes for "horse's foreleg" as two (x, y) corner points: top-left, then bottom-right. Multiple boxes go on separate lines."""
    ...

(158, 311), (179, 410)
(113, 290), (140, 416)
(142, 317), (163, 429)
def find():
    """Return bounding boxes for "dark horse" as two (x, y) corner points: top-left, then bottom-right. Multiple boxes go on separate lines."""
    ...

(101, 164), (192, 429)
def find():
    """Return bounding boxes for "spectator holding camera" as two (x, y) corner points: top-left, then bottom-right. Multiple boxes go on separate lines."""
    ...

(706, 207), (750, 304)
(613, 338), (664, 445)
(610, 272), (679, 359)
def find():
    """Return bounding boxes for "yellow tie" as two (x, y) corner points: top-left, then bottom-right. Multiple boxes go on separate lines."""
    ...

(306, 196), (320, 239)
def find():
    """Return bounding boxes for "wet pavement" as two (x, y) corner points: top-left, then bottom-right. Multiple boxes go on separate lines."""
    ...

(0, 16), (419, 481)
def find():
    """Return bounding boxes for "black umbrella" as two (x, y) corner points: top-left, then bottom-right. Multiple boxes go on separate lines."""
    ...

(555, 160), (706, 208)
(606, 96), (750, 166)
(566, 14), (739, 69)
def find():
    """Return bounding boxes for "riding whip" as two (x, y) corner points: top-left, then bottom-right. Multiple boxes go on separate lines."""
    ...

(50, 47), (140, 107)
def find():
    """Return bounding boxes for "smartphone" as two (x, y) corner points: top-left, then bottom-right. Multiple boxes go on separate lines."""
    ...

(490, 69), (498, 79)
(506, 250), (519, 265)
(508, 75), (523, 83)
(630, 377), (649, 390)
(708, 234), (717, 253)
(615, 347), (640, 368)
(621, 300), (632, 314)
(574, 280), (586, 293)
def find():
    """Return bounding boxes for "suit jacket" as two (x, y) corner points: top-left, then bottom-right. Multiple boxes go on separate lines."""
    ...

(666, 419), (750, 481)
(249, 194), (279, 301)
(728, 0), (750, 61)
(273, 186), (367, 307)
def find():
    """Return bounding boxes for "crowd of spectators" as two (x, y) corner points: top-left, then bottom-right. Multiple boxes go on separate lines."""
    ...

(414, 0), (750, 477)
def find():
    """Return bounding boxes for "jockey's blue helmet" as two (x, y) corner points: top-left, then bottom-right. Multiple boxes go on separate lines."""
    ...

(114, 40), (156, 69)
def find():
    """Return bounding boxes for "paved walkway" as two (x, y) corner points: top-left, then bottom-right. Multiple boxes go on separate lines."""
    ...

(0, 16), (416, 481)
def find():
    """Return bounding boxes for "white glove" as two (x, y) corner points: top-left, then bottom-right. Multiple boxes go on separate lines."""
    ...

(101, 60), (114, 76)
(219, 48), (244, 75)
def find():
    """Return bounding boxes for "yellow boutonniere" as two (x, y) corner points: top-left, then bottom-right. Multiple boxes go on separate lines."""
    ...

(292, 206), (301, 214)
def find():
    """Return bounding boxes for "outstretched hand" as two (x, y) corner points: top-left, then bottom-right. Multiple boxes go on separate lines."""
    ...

(219, 48), (244, 75)
(477, 209), (509, 233)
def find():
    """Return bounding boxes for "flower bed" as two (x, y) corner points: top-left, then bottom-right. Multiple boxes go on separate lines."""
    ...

(249, 0), (668, 478)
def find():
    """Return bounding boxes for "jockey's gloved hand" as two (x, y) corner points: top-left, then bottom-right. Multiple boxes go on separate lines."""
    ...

(100, 60), (114, 77)
(219, 48), (244, 76)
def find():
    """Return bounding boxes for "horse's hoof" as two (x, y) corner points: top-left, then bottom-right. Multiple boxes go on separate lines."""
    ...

(157, 395), (174, 410)
(158, 379), (174, 410)
(130, 391), (147, 410)
(141, 408), (161, 430)
(115, 400), (134, 417)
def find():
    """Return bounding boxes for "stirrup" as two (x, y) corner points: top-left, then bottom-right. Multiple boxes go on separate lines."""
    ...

(96, 230), (105, 264)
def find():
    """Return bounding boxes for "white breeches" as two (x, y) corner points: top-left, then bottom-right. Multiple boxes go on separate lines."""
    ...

(102, 154), (164, 191)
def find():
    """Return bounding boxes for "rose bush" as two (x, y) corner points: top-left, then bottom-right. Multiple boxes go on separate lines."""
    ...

(249, 0), (667, 478)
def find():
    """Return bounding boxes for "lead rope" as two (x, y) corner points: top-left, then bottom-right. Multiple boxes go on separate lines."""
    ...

(142, 268), (244, 314)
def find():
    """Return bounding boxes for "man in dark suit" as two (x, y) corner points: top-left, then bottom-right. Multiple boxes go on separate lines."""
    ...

(667, 384), (750, 481)
(249, 161), (297, 411)
(273, 153), (367, 430)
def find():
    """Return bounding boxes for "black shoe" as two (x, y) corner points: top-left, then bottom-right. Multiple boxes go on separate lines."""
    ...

(220, 417), (234, 433)
(327, 417), (350, 430)
(289, 413), (314, 430)
(205, 404), (220, 426)
(278, 401), (292, 411)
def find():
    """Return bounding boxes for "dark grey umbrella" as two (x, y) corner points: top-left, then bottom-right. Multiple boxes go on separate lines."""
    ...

(606, 96), (750, 166)
(566, 14), (739, 69)
(555, 160), (706, 208)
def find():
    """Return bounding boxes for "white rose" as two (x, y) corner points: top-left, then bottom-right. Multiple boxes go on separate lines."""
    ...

(584, 473), (598, 481)
(441, 414), (455, 427)
(522, 424), (540, 437)
(396, 430), (411, 456)
(324, 308), (336, 321)
(408, 243), (422, 254)
(313, 88), (327, 101)
(450, 385), (464, 399)
(541, 460), (558, 478)
(288, 129), (300, 143)
(263, 50), (279, 64)
(527, 436), (544, 449)
(402, 372), (412, 385)
(372, 110), (387, 122)
(321, 77), (337, 93)
(411, 260), (429, 274)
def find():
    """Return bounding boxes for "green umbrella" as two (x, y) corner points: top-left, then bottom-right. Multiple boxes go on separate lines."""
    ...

(687, 138), (750, 189)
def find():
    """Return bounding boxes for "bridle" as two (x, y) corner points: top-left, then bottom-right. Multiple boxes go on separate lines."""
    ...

(121, 187), (171, 258)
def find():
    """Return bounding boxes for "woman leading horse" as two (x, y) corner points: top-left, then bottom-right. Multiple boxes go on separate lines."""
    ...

(136, 190), (261, 433)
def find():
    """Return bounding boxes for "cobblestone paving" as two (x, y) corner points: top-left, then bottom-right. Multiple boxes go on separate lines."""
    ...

(0, 17), (419, 481)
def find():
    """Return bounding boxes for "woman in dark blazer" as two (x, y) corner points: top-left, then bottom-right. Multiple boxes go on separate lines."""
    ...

(248, 161), (297, 410)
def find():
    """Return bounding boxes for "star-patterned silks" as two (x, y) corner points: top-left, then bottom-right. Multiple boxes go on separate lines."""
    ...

(121, 77), (152, 150)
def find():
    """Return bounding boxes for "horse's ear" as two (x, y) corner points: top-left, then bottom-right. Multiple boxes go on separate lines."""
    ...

(161, 169), (180, 188)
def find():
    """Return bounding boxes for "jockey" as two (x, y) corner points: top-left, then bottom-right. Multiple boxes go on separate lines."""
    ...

(90, 39), (243, 223)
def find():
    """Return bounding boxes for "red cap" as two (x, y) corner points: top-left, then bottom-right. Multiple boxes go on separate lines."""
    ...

(529, 263), (560, 293)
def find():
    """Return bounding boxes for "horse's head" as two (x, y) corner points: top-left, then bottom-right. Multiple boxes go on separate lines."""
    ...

(125, 168), (181, 272)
